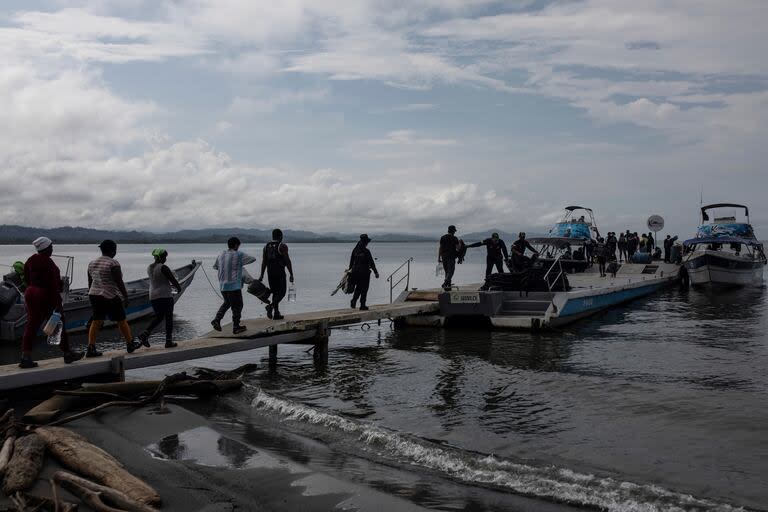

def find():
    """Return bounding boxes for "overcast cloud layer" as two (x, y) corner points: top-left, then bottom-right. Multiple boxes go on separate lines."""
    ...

(1, 0), (766, 236)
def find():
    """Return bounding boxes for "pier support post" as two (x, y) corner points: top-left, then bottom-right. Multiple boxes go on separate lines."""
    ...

(313, 321), (329, 365)
(268, 345), (278, 372)
(109, 357), (125, 382)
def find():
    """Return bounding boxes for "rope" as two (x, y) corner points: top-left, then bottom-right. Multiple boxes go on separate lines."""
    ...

(200, 263), (223, 300)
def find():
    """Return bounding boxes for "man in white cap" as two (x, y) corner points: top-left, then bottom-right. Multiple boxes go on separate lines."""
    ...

(19, 237), (84, 368)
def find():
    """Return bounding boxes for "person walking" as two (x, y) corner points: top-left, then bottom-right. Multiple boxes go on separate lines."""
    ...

(18, 237), (84, 368)
(259, 229), (294, 320)
(138, 249), (181, 348)
(348, 234), (379, 310)
(211, 237), (255, 334)
(467, 233), (509, 278)
(438, 225), (460, 289)
(87, 240), (141, 356)
(617, 233), (627, 262)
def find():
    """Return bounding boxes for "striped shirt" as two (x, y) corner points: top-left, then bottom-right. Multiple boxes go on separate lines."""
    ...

(87, 255), (122, 299)
(213, 250), (256, 292)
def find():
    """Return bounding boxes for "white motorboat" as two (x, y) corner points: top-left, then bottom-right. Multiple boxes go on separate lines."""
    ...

(682, 203), (766, 288)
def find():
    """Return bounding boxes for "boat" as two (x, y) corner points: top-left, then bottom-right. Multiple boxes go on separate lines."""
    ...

(402, 206), (682, 330)
(527, 205), (600, 273)
(682, 203), (766, 288)
(0, 259), (201, 341)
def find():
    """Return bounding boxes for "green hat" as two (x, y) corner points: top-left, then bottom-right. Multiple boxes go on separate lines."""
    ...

(151, 248), (167, 258)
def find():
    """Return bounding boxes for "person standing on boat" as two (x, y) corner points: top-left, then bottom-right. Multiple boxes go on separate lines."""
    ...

(348, 234), (379, 310)
(647, 232), (655, 252)
(87, 240), (142, 357)
(595, 237), (608, 277)
(606, 232), (618, 261)
(467, 233), (509, 278)
(138, 249), (181, 348)
(663, 235), (678, 263)
(510, 232), (539, 271)
(18, 237), (85, 369)
(438, 225), (460, 289)
(617, 233), (628, 262)
(259, 229), (294, 320)
(211, 237), (255, 334)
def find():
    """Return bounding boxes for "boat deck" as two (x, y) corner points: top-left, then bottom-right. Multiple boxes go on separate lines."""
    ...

(0, 301), (439, 391)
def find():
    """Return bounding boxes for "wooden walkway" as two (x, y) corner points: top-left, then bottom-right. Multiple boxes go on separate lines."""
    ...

(0, 301), (438, 391)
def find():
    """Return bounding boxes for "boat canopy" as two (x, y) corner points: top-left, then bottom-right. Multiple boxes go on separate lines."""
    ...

(695, 222), (755, 240)
(564, 205), (593, 213)
(548, 223), (592, 240)
(683, 236), (762, 247)
(701, 203), (749, 221)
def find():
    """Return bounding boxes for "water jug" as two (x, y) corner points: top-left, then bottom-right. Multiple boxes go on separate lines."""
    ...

(47, 321), (63, 346)
(435, 263), (444, 278)
(287, 283), (297, 302)
(43, 311), (61, 336)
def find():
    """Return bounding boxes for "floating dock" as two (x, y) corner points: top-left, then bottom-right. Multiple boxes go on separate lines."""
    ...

(402, 261), (682, 329)
(0, 301), (439, 392)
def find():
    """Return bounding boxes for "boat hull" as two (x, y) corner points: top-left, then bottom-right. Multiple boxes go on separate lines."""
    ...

(684, 252), (765, 287)
(0, 261), (201, 341)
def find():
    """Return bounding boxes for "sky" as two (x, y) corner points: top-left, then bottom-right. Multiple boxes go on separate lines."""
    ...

(1, 0), (766, 237)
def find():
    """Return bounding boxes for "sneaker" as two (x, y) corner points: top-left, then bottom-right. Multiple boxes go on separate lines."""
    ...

(360, 305), (369, 311)
(211, 319), (222, 332)
(165, 341), (178, 348)
(273, 313), (284, 320)
(138, 332), (151, 348)
(86, 346), (103, 358)
(265, 304), (273, 319)
(19, 357), (38, 369)
(233, 325), (247, 335)
(126, 341), (141, 354)
(63, 351), (84, 364)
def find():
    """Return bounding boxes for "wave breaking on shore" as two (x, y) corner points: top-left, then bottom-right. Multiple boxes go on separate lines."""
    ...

(251, 388), (743, 512)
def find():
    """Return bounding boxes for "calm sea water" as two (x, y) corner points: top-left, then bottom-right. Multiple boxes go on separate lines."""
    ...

(2, 243), (766, 511)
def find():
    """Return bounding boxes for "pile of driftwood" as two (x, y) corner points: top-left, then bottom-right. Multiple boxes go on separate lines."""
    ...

(0, 366), (253, 512)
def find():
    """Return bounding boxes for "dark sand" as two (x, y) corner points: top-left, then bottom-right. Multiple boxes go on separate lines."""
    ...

(0, 404), (428, 511)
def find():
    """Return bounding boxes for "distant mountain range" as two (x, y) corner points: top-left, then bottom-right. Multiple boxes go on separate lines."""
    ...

(0, 225), (537, 245)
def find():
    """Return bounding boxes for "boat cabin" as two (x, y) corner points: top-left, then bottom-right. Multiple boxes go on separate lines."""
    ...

(528, 206), (601, 274)
(683, 203), (765, 260)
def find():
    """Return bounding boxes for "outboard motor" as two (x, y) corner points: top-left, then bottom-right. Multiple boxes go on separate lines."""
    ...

(0, 282), (20, 317)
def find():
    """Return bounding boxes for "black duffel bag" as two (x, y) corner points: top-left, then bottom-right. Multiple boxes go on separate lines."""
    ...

(246, 280), (271, 301)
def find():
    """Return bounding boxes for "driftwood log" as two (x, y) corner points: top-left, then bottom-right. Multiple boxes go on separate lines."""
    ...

(54, 471), (158, 512)
(0, 436), (15, 478)
(24, 379), (243, 424)
(36, 427), (160, 507)
(2, 434), (45, 495)
(9, 490), (78, 512)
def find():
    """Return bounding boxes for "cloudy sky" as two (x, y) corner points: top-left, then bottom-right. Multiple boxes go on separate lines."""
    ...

(1, 0), (766, 236)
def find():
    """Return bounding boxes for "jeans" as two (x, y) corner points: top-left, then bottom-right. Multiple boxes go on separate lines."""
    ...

(214, 290), (244, 326)
(143, 297), (174, 343)
(442, 258), (456, 288)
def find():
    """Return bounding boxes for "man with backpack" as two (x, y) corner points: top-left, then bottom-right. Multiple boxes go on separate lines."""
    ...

(348, 234), (379, 310)
(259, 229), (294, 320)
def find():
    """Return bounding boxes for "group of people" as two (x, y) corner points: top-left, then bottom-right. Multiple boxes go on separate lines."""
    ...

(17, 237), (179, 368)
(437, 225), (683, 287)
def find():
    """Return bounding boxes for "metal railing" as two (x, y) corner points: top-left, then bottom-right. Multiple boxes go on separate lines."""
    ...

(386, 257), (414, 303)
(543, 254), (565, 293)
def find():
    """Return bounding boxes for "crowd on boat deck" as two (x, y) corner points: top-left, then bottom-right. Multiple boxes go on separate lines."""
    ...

(440, 225), (683, 288)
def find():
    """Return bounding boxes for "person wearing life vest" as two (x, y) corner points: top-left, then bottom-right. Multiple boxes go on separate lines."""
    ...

(467, 232), (509, 278)
(259, 229), (294, 320)
(348, 234), (379, 310)
(438, 225), (462, 290)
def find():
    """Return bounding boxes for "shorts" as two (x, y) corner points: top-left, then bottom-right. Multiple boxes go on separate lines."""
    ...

(89, 295), (126, 321)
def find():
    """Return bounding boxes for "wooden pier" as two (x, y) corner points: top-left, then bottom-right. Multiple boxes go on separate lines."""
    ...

(0, 301), (438, 392)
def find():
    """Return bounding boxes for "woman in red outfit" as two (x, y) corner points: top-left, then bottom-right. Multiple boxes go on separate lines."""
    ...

(19, 237), (84, 368)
